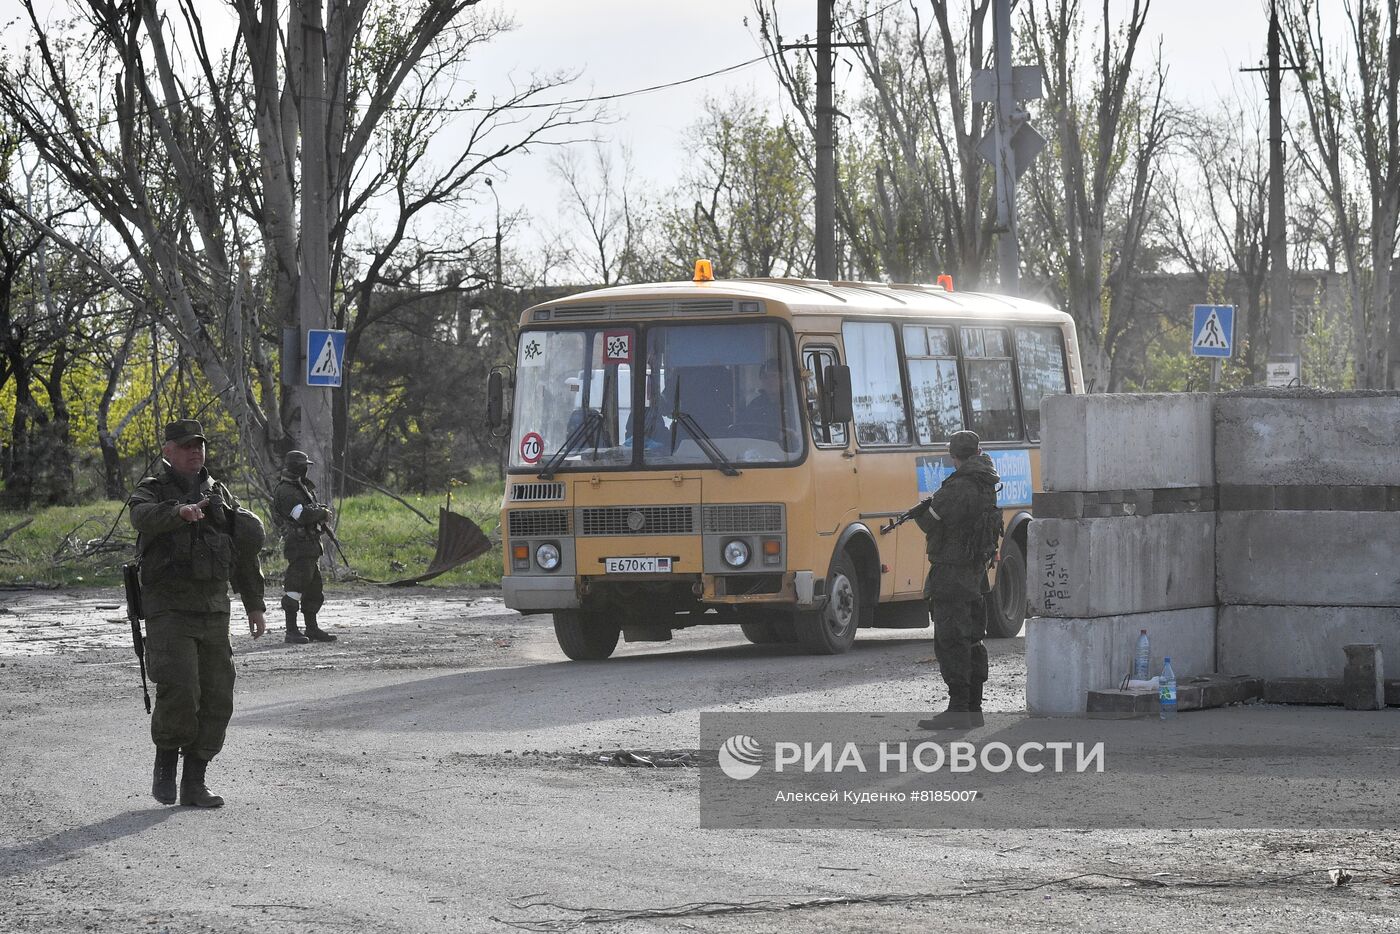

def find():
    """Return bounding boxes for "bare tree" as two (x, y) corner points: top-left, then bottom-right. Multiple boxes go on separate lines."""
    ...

(1282, 0), (1400, 388)
(1021, 0), (1172, 391)
(552, 143), (651, 286)
(0, 0), (591, 500)
(754, 0), (995, 284)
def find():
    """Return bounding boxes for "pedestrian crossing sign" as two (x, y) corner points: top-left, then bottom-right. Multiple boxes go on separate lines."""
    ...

(1190, 305), (1234, 358)
(306, 329), (347, 387)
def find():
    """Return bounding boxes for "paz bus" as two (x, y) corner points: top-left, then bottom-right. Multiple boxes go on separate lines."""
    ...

(486, 263), (1084, 660)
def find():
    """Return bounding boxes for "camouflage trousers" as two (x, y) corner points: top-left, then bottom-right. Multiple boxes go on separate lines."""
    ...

(144, 610), (235, 760)
(928, 591), (989, 696)
(283, 556), (324, 615)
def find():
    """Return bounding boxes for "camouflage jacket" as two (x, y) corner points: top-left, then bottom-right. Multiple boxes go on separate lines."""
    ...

(128, 463), (266, 616)
(271, 471), (329, 560)
(915, 453), (1001, 599)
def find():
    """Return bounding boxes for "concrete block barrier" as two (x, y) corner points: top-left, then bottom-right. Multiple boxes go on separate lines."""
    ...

(1029, 513), (1215, 618)
(1215, 392), (1400, 486)
(1041, 392), (1213, 491)
(1217, 605), (1400, 679)
(1217, 511), (1400, 606)
(1026, 607), (1216, 716)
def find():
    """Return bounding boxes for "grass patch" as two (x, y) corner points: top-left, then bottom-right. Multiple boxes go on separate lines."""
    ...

(0, 481), (506, 590)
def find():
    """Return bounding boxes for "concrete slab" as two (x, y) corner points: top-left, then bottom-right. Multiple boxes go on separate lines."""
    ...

(1217, 511), (1400, 606)
(1262, 677), (1400, 706)
(1215, 392), (1400, 486)
(1217, 605), (1400, 679)
(1042, 392), (1214, 491)
(1029, 513), (1215, 618)
(1087, 675), (1261, 717)
(1025, 607), (1217, 716)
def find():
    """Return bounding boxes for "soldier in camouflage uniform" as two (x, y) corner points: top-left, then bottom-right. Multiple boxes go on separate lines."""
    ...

(272, 450), (336, 643)
(129, 419), (267, 807)
(912, 430), (1002, 730)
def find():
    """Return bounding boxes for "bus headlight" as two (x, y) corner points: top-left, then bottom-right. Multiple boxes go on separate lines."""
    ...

(535, 542), (561, 571)
(722, 539), (750, 568)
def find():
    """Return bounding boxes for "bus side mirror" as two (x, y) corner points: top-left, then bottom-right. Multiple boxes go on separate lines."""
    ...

(823, 364), (853, 423)
(487, 366), (511, 430)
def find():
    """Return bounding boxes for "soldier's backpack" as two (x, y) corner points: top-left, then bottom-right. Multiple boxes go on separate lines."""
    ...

(967, 488), (1005, 572)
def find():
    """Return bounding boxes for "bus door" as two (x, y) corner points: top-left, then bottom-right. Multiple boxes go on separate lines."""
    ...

(801, 342), (862, 576)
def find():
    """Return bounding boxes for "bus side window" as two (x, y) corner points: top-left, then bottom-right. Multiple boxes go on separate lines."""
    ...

(803, 347), (847, 447)
(1014, 326), (1069, 441)
(961, 325), (1022, 442)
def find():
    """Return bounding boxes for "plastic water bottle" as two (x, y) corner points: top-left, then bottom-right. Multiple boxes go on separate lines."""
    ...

(1159, 657), (1178, 720)
(1133, 629), (1151, 681)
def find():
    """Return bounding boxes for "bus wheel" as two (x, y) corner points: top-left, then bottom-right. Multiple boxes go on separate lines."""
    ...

(553, 609), (621, 660)
(985, 544), (1027, 638)
(794, 552), (860, 655)
(738, 608), (797, 645)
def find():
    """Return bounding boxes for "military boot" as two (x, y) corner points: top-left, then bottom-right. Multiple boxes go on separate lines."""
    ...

(152, 747), (178, 805)
(178, 756), (224, 808)
(303, 611), (337, 642)
(283, 595), (309, 644)
(918, 685), (974, 731)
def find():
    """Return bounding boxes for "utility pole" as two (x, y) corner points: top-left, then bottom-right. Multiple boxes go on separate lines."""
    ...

(991, 0), (1019, 295)
(295, 0), (334, 493)
(1242, 0), (1299, 385)
(974, 0), (1043, 296)
(780, 1), (861, 281)
(815, 0), (835, 280)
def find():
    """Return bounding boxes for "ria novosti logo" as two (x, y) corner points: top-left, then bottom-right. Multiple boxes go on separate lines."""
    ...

(718, 735), (764, 780)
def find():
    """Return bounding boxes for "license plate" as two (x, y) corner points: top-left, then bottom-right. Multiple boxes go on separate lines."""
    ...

(605, 556), (672, 574)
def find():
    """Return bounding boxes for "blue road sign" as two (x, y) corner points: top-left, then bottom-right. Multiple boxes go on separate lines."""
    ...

(306, 329), (347, 387)
(1191, 305), (1234, 358)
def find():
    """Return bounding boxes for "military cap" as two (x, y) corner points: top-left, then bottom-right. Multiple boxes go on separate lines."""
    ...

(284, 450), (314, 467)
(948, 430), (981, 459)
(164, 419), (206, 444)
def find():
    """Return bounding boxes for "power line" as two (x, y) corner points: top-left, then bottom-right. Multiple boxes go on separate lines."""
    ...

(12, 1), (912, 132)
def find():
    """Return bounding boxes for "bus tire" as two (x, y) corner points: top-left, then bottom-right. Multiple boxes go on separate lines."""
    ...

(738, 607), (797, 644)
(553, 609), (621, 660)
(794, 552), (860, 655)
(985, 544), (1027, 638)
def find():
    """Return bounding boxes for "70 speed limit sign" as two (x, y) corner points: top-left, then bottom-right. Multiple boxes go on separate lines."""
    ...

(519, 432), (544, 464)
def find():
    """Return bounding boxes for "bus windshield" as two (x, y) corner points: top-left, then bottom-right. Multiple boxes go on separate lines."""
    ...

(508, 320), (802, 472)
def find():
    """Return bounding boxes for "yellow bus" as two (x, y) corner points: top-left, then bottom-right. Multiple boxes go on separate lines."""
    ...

(487, 265), (1084, 660)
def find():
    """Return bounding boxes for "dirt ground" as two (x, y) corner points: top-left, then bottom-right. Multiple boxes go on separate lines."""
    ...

(1, 584), (1397, 933)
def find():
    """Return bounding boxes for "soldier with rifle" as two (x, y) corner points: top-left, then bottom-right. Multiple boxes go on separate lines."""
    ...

(885, 430), (1003, 731)
(272, 450), (337, 644)
(128, 419), (268, 808)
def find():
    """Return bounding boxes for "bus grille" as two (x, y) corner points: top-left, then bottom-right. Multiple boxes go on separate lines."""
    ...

(580, 505), (696, 536)
(508, 509), (571, 537)
(703, 504), (784, 533)
(510, 482), (565, 502)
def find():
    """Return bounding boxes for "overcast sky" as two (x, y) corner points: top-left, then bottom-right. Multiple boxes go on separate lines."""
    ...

(3, 0), (1348, 261)
(470, 0), (1318, 236)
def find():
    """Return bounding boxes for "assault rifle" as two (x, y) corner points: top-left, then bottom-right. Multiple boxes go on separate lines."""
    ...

(880, 498), (933, 535)
(293, 476), (349, 565)
(122, 563), (152, 714)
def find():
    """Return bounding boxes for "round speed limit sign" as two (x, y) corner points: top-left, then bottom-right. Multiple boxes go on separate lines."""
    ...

(519, 431), (544, 464)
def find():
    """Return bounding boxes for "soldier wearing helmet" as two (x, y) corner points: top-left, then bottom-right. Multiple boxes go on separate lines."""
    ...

(271, 450), (336, 644)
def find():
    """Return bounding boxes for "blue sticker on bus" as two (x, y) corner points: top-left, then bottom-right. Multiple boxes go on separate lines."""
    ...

(915, 449), (1033, 508)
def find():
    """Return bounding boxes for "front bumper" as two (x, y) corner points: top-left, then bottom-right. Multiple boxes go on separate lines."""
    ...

(502, 574), (580, 612)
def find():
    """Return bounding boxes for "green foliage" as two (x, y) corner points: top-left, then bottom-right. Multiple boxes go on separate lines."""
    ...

(0, 481), (506, 590)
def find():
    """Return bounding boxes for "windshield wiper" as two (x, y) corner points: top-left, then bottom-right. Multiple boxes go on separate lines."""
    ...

(538, 409), (604, 480)
(671, 411), (740, 476)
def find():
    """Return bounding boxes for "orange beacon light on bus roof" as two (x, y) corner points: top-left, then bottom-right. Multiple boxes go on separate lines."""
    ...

(693, 259), (715, 282)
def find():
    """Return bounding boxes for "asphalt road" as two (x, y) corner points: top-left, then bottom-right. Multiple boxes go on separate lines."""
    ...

(1, 586), (1397, 933)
